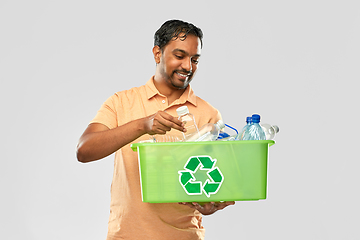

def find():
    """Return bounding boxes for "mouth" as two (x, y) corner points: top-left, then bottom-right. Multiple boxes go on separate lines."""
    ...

(175, 71), (191, 80)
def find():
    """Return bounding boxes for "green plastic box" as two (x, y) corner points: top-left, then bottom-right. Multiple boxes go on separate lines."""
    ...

(131, 140), (275, 203)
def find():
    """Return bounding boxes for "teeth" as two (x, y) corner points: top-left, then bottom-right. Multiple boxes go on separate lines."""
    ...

(177, 72), (189, 77)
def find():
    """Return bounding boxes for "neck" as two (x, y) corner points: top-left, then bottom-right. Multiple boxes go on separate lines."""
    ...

(153, 75), (186, 105)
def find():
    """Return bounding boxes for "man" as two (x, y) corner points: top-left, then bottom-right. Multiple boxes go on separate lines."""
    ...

(77, 19), (235, 240)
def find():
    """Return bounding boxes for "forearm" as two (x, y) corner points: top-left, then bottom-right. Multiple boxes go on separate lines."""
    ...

(77, 119), (146, 163)
(77, 110), (185, 163)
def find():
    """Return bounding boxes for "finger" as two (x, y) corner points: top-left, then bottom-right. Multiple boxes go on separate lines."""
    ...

(187, 203), (198, 210)
(192, 202), (201, 208)
(159, 112), (185, 132)
(216, 201), (235, 210)
(195, 202), (214, 213)
(147, 112), (175, 134)
(153, 118), (172, 133)
(162, 111), (184, 125)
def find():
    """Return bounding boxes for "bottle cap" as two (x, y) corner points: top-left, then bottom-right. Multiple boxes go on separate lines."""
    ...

(176, 106), (189, 116)
(272, 125), (279, 133)
(251, 114), (261, 123)
(246, 116), (252, 123)
(216, 119), (225, 129)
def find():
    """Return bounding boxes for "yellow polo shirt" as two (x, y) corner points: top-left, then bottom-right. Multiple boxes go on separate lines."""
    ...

(90, 76), (221, 240)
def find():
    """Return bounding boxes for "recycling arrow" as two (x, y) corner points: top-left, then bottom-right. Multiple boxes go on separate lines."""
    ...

(178, 155), (224, 197)
(198, 156), (215, 169)
(203, 180), (220, 197)
(179, 171), (193, 185)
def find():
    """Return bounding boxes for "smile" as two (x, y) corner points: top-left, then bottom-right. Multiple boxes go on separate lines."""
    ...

(176, 72), (191, 78)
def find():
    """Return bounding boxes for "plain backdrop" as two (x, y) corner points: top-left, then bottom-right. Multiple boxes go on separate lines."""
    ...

(1, 1), (359, 239)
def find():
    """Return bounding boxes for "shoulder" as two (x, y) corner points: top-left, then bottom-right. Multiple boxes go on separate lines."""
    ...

(110, 84), (147, 102)
(195, 95), (219, 112)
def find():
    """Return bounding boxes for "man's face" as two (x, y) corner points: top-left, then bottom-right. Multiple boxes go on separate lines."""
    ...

(157, 34), (201, 90)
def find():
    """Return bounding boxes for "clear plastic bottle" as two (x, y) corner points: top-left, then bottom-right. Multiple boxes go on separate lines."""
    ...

(176, 106), (200, 141)
(236, 116), (252, 140)
(139, 135), (182, 143)
(218, 135), (237, 141)
(241, 114), (266, 140)
(260, 124), (279, 140)
(186, 120), (226, 142)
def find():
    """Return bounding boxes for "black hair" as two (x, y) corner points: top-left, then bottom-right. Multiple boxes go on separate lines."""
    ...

(154, 19), (203, 51)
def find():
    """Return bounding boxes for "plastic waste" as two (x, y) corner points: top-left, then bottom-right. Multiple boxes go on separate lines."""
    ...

(139, 135), (181, 143)
(241, 114), (266, 140)
(260, 124), (279, 140)
(176, 106), (200, 141)
(217, 123), (239, 140)
(186, 120), (225, 142)
(236, 116), (252, 140)
(216, 123), (239, 141)
(217, 131), (230, 139)
(218, 135), (237, 141)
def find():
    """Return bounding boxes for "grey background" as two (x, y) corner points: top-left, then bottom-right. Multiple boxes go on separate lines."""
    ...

(1, 0), (359, 239)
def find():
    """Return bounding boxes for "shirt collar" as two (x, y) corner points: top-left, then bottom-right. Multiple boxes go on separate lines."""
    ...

(145, 76), (197, 106)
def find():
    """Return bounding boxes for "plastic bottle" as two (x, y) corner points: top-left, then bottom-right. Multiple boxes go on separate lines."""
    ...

(217, 123), (239, 140)
(186, 120), (225, 142)
(235, 116), (252, 140)
(260, 124), (279, 140)
(139, 135), (182, 143)
(217, 135), (237, 141)
(217, 131), (230, 140)
(176, 106), (200, 141)
(241, 114), (266, 140)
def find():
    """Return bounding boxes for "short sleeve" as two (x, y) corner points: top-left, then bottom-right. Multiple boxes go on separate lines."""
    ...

(89, 95), (118, 129)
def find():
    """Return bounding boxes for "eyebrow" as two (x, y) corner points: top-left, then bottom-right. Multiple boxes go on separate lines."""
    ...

(173, 48), (201, 58)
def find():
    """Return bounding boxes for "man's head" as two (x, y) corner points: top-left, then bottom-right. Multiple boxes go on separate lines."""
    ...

(154, 19), (203, 52)
(153, 20), (203, 91)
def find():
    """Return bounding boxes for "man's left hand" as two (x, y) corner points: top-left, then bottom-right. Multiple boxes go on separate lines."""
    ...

(179, 201), (235, 215)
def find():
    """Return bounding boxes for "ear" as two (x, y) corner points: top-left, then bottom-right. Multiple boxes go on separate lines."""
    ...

(152, 45), (161, 64)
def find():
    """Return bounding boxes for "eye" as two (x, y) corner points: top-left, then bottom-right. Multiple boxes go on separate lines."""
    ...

(175, 55), (184, 59)
(192, 59), (199, 64)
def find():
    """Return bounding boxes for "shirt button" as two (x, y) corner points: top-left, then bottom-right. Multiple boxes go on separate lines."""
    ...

(162, 100), (166, 104)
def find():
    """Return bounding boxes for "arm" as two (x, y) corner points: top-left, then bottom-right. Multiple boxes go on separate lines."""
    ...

(76, 111), (185, 163)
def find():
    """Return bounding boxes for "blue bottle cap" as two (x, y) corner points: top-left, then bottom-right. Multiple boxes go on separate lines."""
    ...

(246, 116), (252, 123)
(251, 114), (261, 123)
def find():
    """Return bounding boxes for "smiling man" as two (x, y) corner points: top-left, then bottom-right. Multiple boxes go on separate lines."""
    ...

(77, 19), (234, 240)
(153, 24), (201, 104)
(154, 34), (200, 90)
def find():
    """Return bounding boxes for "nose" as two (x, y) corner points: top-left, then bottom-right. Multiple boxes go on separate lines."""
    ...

(181, 57), (192, 73)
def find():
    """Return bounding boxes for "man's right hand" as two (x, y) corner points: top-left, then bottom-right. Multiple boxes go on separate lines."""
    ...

(143, 111), (186, 135)
(77, 111), (185, 163)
